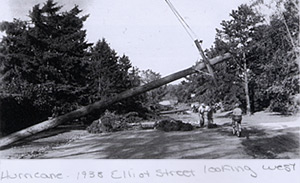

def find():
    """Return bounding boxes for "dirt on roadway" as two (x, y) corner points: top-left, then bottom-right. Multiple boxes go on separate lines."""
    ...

(0, 111), (299, 159)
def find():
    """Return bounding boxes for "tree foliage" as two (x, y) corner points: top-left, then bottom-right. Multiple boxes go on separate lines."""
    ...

(252, 0), (299, 113)
(214, 4), (264, 113)
(85, 39), (146, 115)
(171, 1), (299, 114)
(0, 0), (91, 116)
(140, 69), (167, 106)
(0, 0), (148, 135)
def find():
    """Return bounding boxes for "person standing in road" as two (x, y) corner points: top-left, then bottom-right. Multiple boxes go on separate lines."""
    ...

(198, 103), (205, 127)
(207, 103), (214, 127)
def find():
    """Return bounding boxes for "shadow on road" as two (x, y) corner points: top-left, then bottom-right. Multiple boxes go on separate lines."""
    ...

(241, 132), (300, 158)
(2, 111), (299, 159)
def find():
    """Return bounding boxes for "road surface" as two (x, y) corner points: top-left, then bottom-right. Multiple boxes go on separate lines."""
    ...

(0, 111), (299, 159)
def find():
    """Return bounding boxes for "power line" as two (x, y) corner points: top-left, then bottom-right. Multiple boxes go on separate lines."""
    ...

(164, 0), (197, 41)
(164, 0), (218, 86)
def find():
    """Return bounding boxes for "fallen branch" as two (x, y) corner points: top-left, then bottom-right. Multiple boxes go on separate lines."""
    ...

(159, 108), (189, 115)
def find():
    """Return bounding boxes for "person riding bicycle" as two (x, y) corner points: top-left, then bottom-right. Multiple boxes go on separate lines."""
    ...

(232, 103), (242, 136)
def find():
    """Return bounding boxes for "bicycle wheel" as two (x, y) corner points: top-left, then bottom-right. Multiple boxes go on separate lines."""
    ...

(236, 123), (242, 137)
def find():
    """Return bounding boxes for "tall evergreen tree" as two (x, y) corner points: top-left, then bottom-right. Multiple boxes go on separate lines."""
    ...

(86, 39), (145, 114)
(86, 39), (120, 103)
(252, 0), (299, 113)
(0, 0), (91, 116)
(181, 5), (264, 111)
(215, 4), (264, 113)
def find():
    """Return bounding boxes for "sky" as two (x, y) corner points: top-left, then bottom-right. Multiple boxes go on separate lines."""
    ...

(0, 0), (252, 77)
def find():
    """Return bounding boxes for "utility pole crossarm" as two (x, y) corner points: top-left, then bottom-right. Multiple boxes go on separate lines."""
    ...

(193, 53), (231, 71)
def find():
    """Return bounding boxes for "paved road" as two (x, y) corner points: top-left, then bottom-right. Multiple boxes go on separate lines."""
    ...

(1, 112), (299, 159)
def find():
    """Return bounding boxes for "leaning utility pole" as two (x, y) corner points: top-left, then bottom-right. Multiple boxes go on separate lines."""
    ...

(0, 53), (231, 148)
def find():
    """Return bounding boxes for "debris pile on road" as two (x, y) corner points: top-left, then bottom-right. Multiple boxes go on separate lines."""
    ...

(87, 111), (126, 133)
(86, 111), (143, 133)
(154, 118), (193, 132)
(123, 112), (143, 123)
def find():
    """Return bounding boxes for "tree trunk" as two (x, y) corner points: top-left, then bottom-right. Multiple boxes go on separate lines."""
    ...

(298, 4), (300, 87)
(0, 53), (231, 148)
(243, 52), (251, 115)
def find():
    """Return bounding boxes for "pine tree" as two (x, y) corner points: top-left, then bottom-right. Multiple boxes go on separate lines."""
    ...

(253, 0), (300, 113)
(214, 4), (264, 113)
(85, 39), (145, 114)
(86, 39), (121, 103)
(0, 0), (91, 117)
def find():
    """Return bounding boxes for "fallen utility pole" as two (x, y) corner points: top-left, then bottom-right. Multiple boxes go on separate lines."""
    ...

(0, 53), (231, 148)
(159, 108), (189, 115)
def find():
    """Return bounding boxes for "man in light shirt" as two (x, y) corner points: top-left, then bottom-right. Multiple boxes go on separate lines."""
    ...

(232, 103), (243, 136)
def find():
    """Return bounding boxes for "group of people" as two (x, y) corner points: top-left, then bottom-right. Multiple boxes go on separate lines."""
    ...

(196, 102), (243, 134)
(198, 103), (215, 128)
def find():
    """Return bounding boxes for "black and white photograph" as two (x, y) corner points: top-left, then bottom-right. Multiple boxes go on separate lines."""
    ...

(0, 0), (299, 163)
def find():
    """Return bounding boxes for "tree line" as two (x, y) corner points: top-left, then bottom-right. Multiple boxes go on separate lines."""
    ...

(0, 0), (299, 135)
(0, 0), (165, 135)
(168, 0), (299, 114)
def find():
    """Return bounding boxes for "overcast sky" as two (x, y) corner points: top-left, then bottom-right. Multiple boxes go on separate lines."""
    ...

(0, 0), (252, 77)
